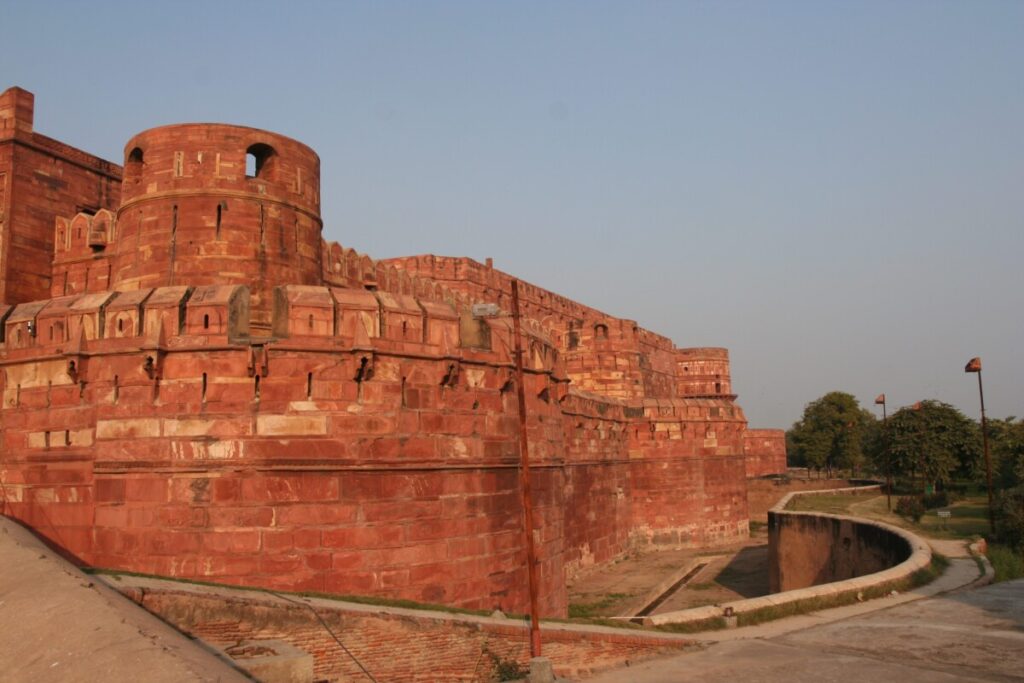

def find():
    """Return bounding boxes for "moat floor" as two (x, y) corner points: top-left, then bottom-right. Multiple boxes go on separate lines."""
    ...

(566, 529), (770, 619)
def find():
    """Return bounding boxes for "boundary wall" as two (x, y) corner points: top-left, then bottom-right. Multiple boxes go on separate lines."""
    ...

(645, 486), (932, 627)
(111, 574), (693, 682)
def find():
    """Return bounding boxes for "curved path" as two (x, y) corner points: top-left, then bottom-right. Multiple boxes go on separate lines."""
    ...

(584, 524), (1018, 682)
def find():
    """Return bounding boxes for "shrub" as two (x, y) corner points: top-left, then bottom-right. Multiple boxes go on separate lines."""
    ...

(993, 487), (1024, 550)
(489, 653), (528, 682)
(988, 543), (1024, 582)
(895, 496), (925, 522)
(946, 482), (969, 496)
(922, 490), (958, 510)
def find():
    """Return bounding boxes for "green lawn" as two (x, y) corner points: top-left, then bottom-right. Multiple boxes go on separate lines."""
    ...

(784, 492), (879, 515)
(916, 501), (991, 539)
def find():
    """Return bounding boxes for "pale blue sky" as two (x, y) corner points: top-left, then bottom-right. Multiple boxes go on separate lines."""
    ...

(2, 1), (1021, 428)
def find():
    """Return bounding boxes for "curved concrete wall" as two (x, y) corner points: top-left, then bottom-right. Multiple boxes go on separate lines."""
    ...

(769, 505), (908, 592)
(646, 486), (932, 627)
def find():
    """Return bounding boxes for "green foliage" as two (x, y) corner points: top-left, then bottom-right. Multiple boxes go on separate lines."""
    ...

(785, 491), (878, 514)
(787, 392), (875, 476)
(993, 486), (1024, 549)
(987, 543), (1024, 582)
(482, 647), (529, 682)
(922, 491), (958, 509)
(885, 400), (981, 489)
(990, 417), (1024, 489)
(654, 616), (727, 633)
(567, 593), (630, 618)
(895, 496), (925, 522)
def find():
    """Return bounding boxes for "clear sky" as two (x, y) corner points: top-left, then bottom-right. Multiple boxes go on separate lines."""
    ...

(2, 1), (1021, 429)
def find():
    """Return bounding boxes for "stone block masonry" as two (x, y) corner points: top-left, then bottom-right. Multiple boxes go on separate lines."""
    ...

(113, 575), (692, 681)
(0, 86), (786, 619)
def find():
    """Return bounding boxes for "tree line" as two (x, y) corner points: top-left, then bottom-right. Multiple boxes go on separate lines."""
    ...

(787, 391), (1024, 545)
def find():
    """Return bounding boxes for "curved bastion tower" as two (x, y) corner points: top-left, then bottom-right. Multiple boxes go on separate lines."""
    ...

(110, 124), (324, 331)
(0, 86), (786, 618)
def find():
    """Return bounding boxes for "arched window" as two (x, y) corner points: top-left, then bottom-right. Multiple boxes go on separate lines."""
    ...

(246, 143), (276, 179)
(126, 147), (144, 183)
(594, 323), (609, 340)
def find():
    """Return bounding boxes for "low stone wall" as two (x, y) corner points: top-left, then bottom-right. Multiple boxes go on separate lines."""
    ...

(769, 488), (904, 592)
(746, 477), (856, 522)
(646, 486), (932, 628)
(111, 575), (692, 682)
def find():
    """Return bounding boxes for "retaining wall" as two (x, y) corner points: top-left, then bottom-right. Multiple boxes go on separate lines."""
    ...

(112, 575), (692, 682)
(769, 490), (908, 592)
(646, 486), (932, 627)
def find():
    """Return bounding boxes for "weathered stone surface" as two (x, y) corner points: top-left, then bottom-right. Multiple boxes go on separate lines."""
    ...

(0, 86), (787, 619)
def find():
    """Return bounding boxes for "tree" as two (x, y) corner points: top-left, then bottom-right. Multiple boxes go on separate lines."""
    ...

(984, 418), (1024, 547)
(787, 392), (875, 477)
(989, 417), (1024, 489)
(886, 400), (980, 491)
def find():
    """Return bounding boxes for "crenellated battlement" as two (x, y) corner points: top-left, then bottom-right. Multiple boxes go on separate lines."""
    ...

(0, 87), (785, 619)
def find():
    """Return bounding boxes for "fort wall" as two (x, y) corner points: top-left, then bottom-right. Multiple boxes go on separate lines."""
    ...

(743, 428), (788, 478)
(0, 87), (122, 305)
(0, 88), (781, 619)
(0, 284), (747, 616)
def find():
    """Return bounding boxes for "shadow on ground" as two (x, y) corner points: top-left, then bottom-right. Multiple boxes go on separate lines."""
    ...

(713, 546), (770, 598)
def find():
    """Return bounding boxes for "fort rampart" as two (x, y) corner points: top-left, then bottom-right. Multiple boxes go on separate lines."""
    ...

(0, 86), (785, 618)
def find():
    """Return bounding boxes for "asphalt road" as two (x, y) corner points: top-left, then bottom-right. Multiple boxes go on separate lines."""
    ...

(584, 578), (1024, 682)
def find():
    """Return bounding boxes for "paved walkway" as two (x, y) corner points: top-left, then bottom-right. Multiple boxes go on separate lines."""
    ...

(0, 516), (247, 683)
(584, 538), (1022, 683)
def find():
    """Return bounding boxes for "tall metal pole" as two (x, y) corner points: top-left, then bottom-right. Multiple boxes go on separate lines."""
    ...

(510, 280), (542, 658)
(977, 370), (995, 535)
(883, 400), (891, 511)
(965, 358), (995, 536)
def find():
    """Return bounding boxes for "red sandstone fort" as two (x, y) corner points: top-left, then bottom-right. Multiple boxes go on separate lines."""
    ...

(0, 87), (785, 617)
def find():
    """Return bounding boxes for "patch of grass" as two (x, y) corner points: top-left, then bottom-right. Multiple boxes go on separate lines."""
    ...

(736, 556), (946, 628)
(916, 500), (990, 539)
(930, 552), (950, 573)
(988, 544), (1024, 583)
(566, 616), (644, 630)
(653, 616), (727, 633)
(482, 647), (530, 682)
(749, 521), (767, 533)
(785, 492), (879, 515)
(801, 492), (991, 543)
(568, 593), (630, 619)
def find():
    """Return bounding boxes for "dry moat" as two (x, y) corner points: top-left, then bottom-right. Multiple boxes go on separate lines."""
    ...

(568, 524), (771, 620)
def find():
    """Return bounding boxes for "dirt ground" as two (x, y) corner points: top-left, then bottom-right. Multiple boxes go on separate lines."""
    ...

(567, 525), (771, 619)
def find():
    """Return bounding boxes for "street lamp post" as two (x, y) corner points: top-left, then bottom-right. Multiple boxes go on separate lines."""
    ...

(964, 357), (995, 535)
(874, 394), (891, 511)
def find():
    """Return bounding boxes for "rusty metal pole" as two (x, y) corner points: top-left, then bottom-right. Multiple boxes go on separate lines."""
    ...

(977, 371), (995, 535)
(882, 399), (891, 511)
(510, 279), (542, 657)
